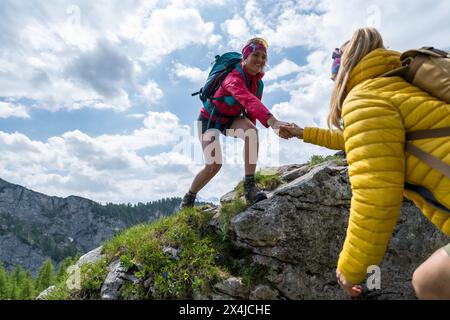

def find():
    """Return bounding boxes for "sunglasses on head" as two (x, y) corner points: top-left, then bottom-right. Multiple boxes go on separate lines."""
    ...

(332, 48), (342, 60)
(331, 48), (343, 81)
(250, 37), (269, 49)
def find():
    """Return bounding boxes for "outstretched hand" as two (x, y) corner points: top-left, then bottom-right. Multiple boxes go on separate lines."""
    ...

(279, 123), (304, 140)
(336, 269), (363, 298)
(268, 119), (293, 139)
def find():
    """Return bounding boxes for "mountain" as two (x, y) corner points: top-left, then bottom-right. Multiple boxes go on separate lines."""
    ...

(0, 178), (181, 274)
(37, 154), (448, 300)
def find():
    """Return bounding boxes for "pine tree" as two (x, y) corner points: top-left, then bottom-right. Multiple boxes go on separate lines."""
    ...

(37, 258), (55, 292)
(56, 256), (74, 282)
(9, 281), (18, 300)
(0, 263), (9, 300)
(18, 272), (36, 300)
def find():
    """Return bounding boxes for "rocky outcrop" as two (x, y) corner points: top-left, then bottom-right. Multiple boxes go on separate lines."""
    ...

(224, 160), (448, 299)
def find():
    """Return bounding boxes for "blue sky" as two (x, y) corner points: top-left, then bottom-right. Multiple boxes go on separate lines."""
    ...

(1, 0), (449, 204)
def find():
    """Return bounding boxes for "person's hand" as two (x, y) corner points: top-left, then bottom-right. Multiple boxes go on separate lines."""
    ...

(280, 123), (303, 139)
(336, 269), (363, 298)
(267, 117), (292, 139)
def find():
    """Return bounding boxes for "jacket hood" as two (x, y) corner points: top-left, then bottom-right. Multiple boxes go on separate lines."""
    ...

(346, 48), (402, 92)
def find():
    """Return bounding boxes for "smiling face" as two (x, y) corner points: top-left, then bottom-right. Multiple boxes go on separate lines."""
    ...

(244, 49), (267, 75)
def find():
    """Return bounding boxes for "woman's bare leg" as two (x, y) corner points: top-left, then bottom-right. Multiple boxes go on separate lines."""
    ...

(189, 129), (223, 194)
(412, 245), (450, 300)
(227, 116), (259, 176)
(227, 116), (266, 204)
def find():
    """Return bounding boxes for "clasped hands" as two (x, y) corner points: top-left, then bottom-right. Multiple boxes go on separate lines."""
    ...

(268, 118), (304, 140)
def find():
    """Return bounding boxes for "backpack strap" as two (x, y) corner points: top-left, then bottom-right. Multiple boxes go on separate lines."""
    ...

(405, 127), (450, 179)
(406, 127), (450, 140)
(256, 79), (264, 98)
(235, 63), (249, 88)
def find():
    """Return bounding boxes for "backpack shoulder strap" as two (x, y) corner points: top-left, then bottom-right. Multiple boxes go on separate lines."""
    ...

(256, 79), (264, 97)
(406, 127), (450, 179)
(234, 63), (249, 88)
(235, 63), (264, 96)
(405, 142), (450, 179)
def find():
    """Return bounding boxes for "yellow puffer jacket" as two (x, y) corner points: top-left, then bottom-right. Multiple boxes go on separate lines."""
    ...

(303, 48), (450, 284)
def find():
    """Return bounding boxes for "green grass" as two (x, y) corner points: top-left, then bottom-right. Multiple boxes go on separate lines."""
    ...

(100, 207), (228, 299)
(307, 154), (343, 167)
(42, 282), (71, 300)
(43, 196), (276, 300)
(234, 170), (282, 199)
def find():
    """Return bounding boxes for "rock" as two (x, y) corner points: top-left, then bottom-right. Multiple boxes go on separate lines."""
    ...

(249, 285), (279, 300)
(228, 162), (448, 300)
(279, 166), (310, 183)
(36, 285), (57, 300)
(123, 274), (140, 285)
(213, 277), (249, 299)
(163, 247), (179, 260)
(208, 211), (222, 232)
(220, 190), (238, 204)
(75, 246), (104, 268)
(100, 259), (127, 300)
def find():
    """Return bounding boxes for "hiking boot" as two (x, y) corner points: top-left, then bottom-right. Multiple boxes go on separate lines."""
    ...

(180, 191), (196, 209)
(244, 176), (267, 205)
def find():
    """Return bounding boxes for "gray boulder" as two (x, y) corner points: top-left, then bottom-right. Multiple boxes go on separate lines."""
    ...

(225, 162), (448, 300)
(100, 259), (127, 300)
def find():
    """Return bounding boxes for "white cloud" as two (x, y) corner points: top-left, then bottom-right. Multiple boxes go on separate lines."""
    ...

(265, 59), (302, 81)
(0, 111), (197, 203)
(221, 16), (251, 48)
(172, 63), (208, 83)
(0, 102), (30, 119)
(170, 0), (228, 7)
(120, 5), (219, 63)
(127, 113), (146, 119)
(139, 80), (164, 104)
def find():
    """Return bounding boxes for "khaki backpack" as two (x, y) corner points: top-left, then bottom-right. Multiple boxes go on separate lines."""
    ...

(382, 47), (450, 179)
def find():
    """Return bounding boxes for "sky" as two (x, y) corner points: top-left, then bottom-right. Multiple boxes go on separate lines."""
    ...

(1, 0), (449, 204)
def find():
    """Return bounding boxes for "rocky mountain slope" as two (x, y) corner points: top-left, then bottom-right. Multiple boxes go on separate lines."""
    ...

(38, 155), (449, 300)
(0, 178), (180, 274)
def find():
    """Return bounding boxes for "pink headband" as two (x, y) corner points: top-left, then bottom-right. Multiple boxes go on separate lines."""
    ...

(242, 42), (267, 60)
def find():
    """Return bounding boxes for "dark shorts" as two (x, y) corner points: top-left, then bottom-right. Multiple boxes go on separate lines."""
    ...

(198, 114), (235, 136)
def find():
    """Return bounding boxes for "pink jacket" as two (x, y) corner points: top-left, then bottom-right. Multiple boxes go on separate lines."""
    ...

(200, 63), (272, 128)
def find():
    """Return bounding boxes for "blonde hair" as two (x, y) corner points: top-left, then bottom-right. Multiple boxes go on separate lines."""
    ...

(328, 27), (384, 130)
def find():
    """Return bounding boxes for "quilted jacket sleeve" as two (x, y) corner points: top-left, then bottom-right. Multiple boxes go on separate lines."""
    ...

(303, 127), (345, 150)
(337, 89), (406, 285)
(222, 72), (272, 128)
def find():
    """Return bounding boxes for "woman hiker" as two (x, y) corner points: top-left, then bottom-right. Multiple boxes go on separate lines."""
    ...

(283, 27), (450, 299)
(180, 38), (292, 209)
